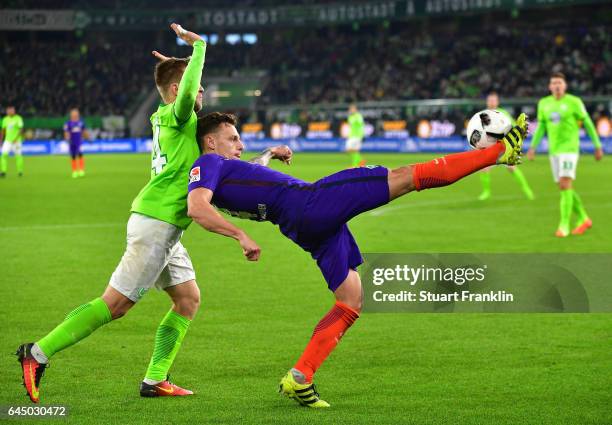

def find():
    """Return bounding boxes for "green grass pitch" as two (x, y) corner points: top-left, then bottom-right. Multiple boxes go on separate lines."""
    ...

(1, 153), (610, 424)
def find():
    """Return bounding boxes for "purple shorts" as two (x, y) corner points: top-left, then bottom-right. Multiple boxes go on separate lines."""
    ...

(69, 142), (82, 158)
(296, 166), (390, 291)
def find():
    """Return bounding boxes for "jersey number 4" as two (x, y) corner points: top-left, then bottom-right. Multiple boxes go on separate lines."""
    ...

(151, 119), (167, 175)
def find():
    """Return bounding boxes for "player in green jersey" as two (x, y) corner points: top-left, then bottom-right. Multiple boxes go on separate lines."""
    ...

(346, 104), (366, 167)
(477, 92), (534, 201)
(0, 105), (25, 177)
(527, 72), (603, 237)
(16, 23), (208, 402)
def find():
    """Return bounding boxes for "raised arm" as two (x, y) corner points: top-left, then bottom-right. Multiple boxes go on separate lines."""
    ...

(187, 187), (261, 261)
(171, 23), (207, 123)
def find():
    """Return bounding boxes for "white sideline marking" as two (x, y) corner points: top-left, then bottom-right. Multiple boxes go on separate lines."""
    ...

(0, 222), (124, 232)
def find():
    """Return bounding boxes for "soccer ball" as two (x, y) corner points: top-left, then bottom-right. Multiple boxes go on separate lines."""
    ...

(466, 109), (513, 149)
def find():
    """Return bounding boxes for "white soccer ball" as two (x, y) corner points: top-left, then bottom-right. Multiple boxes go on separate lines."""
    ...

(466, 109), (513, 149)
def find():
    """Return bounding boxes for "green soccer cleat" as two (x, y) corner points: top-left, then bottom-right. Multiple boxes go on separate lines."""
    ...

(497, 113), (528, 166)
(279, 370), (330, 408)
(71, 171), (78, 178)
(78, 170), (85, 177)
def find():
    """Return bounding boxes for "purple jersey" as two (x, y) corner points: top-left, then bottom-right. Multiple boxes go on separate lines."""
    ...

(188, 153), (391, 291)
(64, 120), (85, 144)
(188, 154), (311, 241)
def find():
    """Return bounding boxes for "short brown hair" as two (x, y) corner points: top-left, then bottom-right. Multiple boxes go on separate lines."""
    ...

(550, 72), (566, 81)
(196, 112), (238, 151)
(154, 57), (190, 93)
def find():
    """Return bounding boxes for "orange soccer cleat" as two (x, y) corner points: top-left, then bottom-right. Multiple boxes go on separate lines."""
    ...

(571, 218), (593, 235)
(139, 376), (193, 397)
(16, 343), (48, 403)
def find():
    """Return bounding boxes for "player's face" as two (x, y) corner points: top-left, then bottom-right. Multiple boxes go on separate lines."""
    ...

(7, 107), (15, 116)
(349, 105), (357, 114)
(211, 123), (244, 159)
(486, 94), (499, 109)
(194, 86), (204, 112)
(70, 110), (79, 121)
(549, 78), (567, 97)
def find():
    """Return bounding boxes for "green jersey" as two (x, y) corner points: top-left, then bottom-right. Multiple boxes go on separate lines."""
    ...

(531, 94), (601, 155)
(2, 115), (24, 143)
(348, 112), (365, 139)
(131, 40), (206, 230)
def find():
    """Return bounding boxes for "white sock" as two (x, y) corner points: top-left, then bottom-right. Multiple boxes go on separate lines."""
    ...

(291, 368), (307, 384)
(31, 344), (49, 364)
(143, 378), (162, 385)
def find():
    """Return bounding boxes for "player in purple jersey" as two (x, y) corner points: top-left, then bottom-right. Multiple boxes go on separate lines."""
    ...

(187, 112), (527, 408)
(63, 108), (89, 178)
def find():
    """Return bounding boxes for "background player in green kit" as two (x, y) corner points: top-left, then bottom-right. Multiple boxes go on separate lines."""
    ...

(16, 23), (207, 402)
(345, 103), (366, 167)
(478, 92), (534, 201)
(0, 105), (25, 177)
(527, 72), (604, 237)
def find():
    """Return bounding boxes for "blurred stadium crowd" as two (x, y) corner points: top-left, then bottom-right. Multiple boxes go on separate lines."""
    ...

(0, 3), (610, 118)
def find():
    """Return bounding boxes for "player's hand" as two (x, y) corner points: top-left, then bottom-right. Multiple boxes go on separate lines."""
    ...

(271, 145), (292, 164)
(595, 147), (603, 161)
(238, 233), (261, 261)
(152, 50), (170, 61)
(527, 148), (536, 161)
(170, 23), (202, 46)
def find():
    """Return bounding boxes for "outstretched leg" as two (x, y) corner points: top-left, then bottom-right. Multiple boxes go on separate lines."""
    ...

(388, 141), (511, 200)
(17, 286), (133, 403)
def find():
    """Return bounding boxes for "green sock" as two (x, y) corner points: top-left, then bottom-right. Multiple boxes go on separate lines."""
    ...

(145, 310), (191, 382)
(480, 172), (491, 194)
(36, 297), (112, 359)
(1, 153), (7, 173)
(558, 189), (574, 232)
(350, 152), (362, 167)
(571, 190), (589, 223)
(16, 154), (24, 174)
(511, 168), (534, 199)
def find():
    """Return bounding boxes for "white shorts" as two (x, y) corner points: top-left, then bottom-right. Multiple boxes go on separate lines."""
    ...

(345, 137), (363, 151)
(549, 153), (579, 182)
(110, 213), (196, 302)
(1, 141), (22, 155)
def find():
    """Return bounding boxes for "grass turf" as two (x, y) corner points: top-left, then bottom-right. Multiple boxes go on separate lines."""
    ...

(1, 153), (610, 424)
